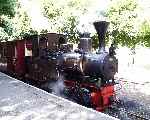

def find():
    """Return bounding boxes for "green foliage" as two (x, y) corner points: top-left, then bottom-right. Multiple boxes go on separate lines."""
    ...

(40, 29), (48, 34)
(60, 16), (79, 43)
(0, 0), (16, 17)
(12, 9), (32, 38)
(0, 0), (38, 40)
(106, 0), (140, 48)
(138, 20), (150, 47)
(0, 18), (13, 36)
(91, 34), (99, 49)
(105, 0), (150, 48)
(1, 0), (91, 41)
(41, 0), (92, 43)
(91, 32), (110, 49)
(0, 0), (17, 39)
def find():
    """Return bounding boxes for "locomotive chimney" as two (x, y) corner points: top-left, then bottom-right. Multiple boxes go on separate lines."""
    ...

(78, 32), (92, 53)
(93, 21), (109, 52)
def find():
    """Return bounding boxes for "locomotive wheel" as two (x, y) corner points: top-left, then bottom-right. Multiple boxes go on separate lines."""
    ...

(80, 88), (91, 107)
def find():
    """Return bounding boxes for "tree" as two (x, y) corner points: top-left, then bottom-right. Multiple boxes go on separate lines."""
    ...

(138, 20), (150, 47)
(1, 0), (92, 41)
(11, 5), (33, 38)
(105, 0), (150, 48)
(0, 0), (16, 17)
(105, 0), (140, 48)
(0, 0), (16, 39)
(60, 16), (79, 43)
(0, 0), (38, 40)
(41, 0), (92, 43)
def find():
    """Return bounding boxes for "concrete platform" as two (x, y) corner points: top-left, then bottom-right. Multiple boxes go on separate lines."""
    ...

(0, 72), (118, 120)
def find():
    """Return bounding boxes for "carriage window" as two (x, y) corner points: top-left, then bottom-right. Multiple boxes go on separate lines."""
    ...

(25, 42), (32, 56)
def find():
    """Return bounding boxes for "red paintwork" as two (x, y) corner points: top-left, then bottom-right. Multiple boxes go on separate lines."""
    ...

(91, 85), (115, 111)
(64, 80), (115, 112)
(15, 40), (25, 76)
(64, 80), (76, 87)
(6, 42), (15, 73)
(101, 85), (114, 105)
(0, 40), (26, 76)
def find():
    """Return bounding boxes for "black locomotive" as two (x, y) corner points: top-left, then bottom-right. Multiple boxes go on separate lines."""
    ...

(0, 21), (118, 111)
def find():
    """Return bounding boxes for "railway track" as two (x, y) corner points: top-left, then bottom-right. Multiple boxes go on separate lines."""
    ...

(105, 99), (150, 120)
(106, 78), (150, 120)
(119, 100), (150, 120)
(127, 111), (149, 120)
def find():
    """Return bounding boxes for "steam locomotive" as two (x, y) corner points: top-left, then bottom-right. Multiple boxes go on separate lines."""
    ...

(0, 21), (118, 111)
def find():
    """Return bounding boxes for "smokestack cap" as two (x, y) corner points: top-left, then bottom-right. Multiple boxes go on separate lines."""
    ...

(93, 21), (109, 33)
(93, 21), (109, 52)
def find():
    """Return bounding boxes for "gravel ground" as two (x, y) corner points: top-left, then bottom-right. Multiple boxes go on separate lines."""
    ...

(105, 65), (150, 120)
(111, 81), (150, 120)
(106, 47), (150, 120)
